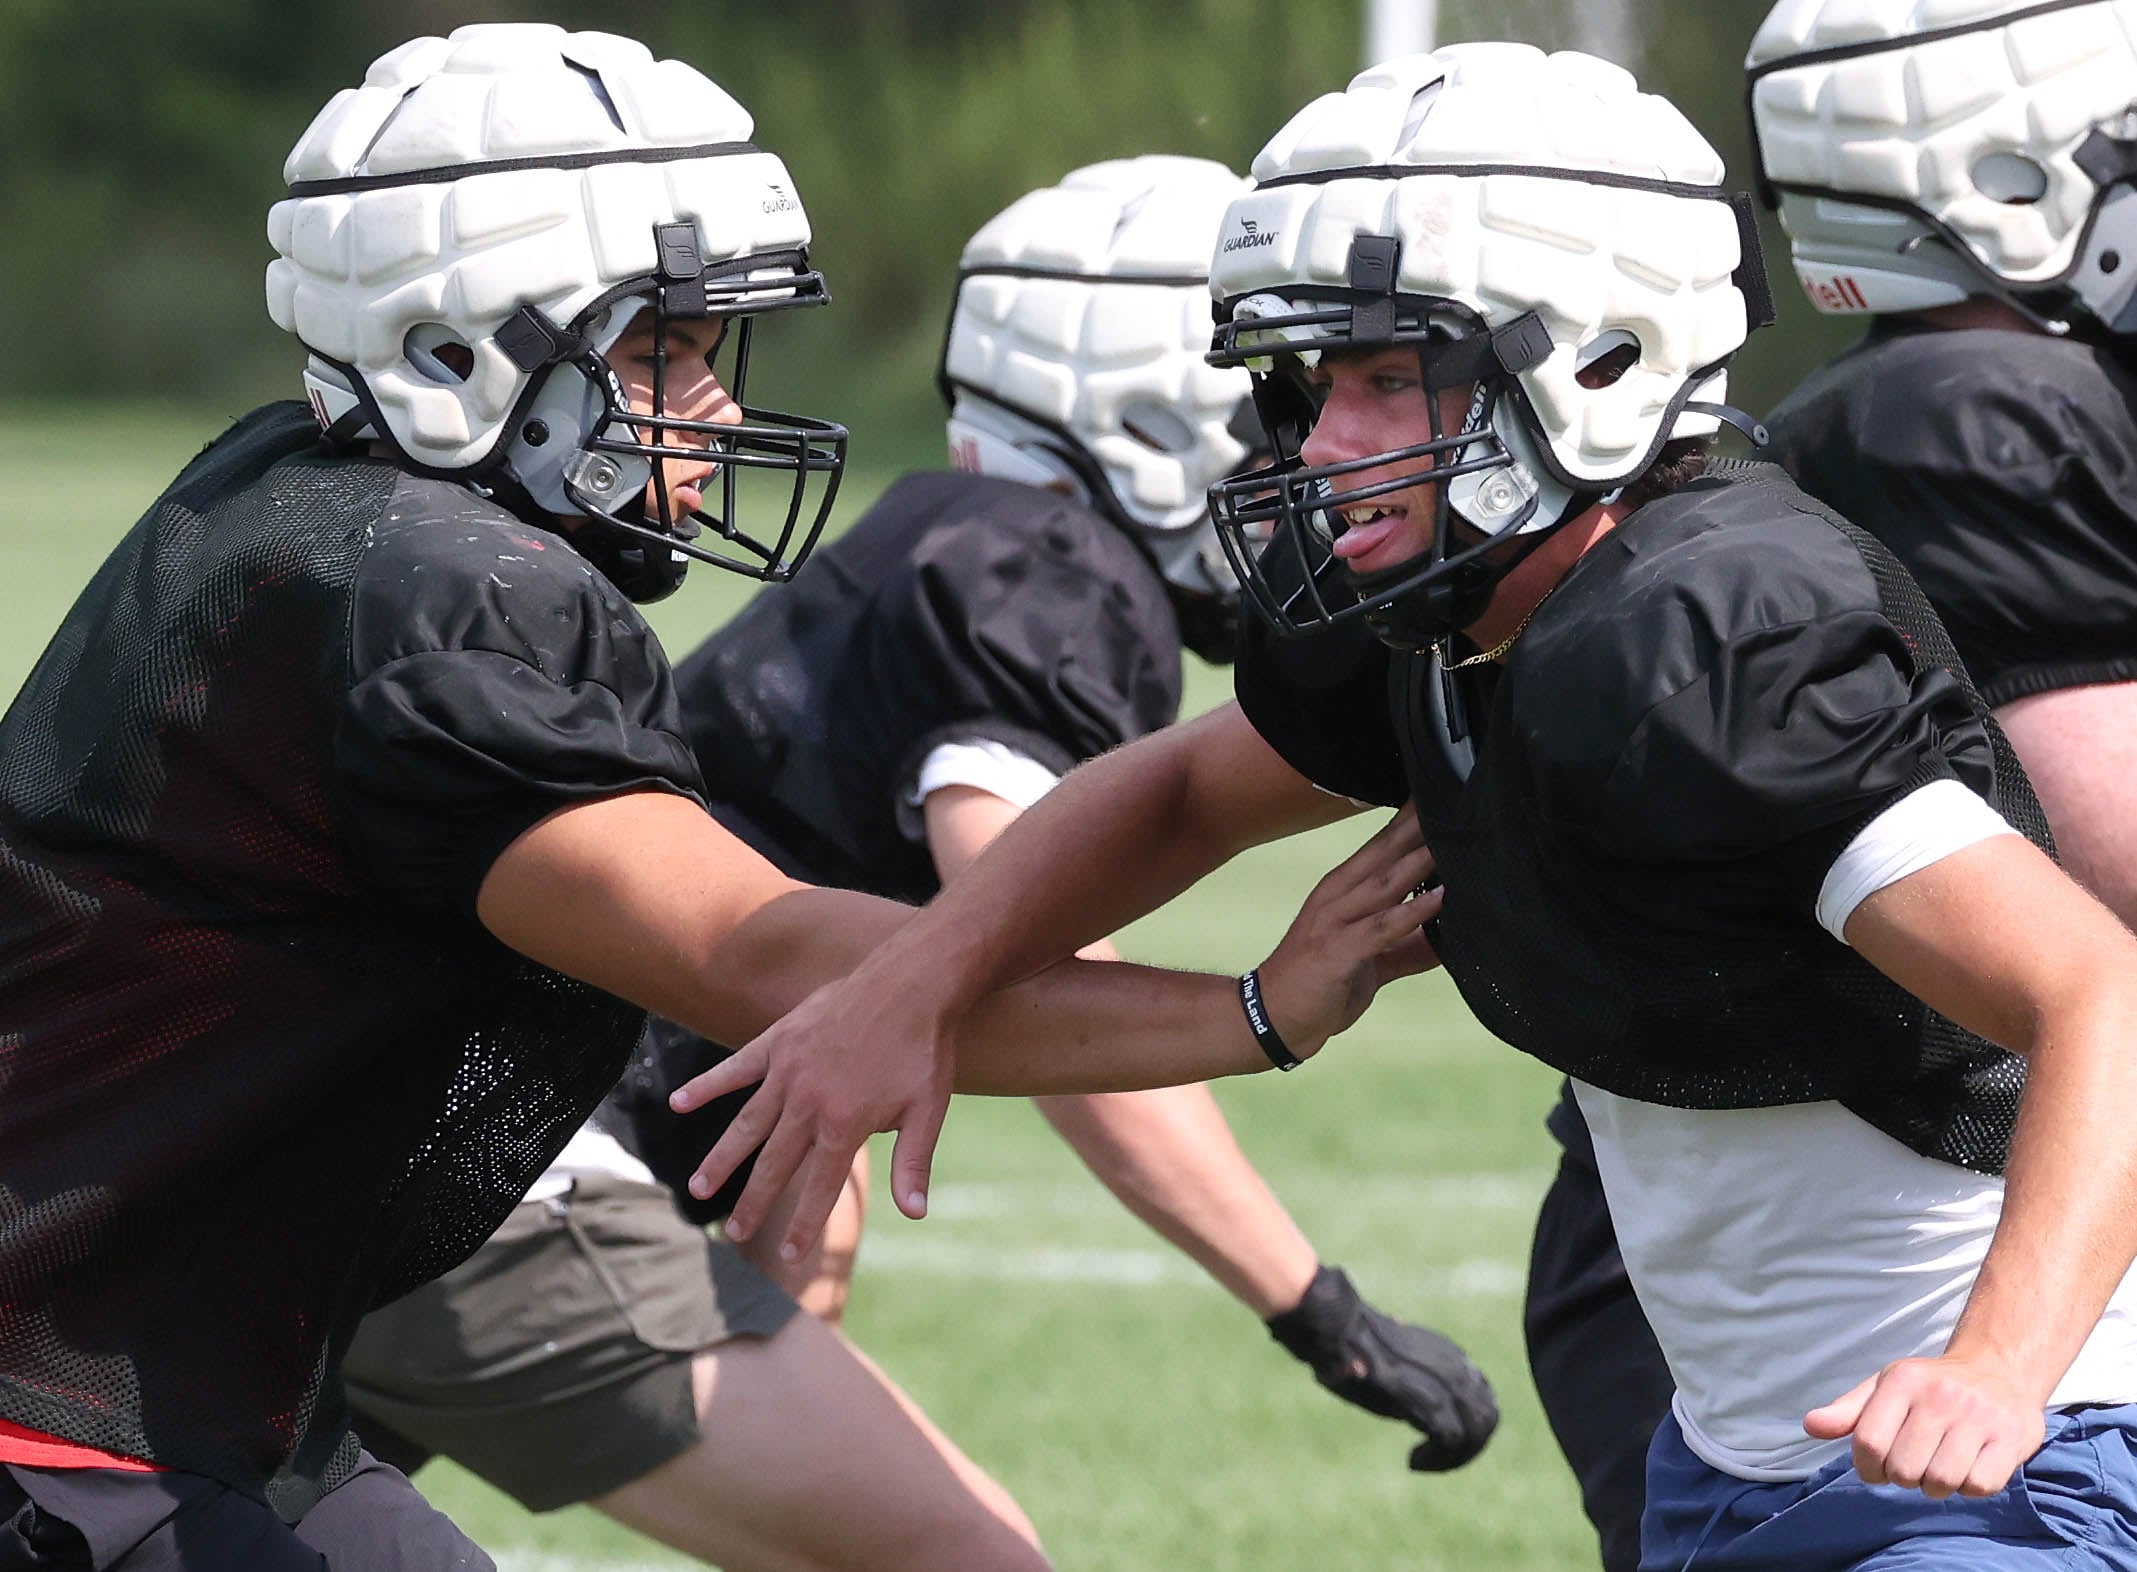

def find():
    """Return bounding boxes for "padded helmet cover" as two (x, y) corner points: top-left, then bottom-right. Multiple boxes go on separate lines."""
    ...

(1211, 44), (1756, 491)
(265, 23), (813, 473)
(943, 156), (1256, 604)
(1750, 0), (2137, 324)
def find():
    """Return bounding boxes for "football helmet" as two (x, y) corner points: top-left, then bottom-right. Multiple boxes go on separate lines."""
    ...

(1749, 0), (2137, 336)
(266, 23), (847, 601)
(939, 156), (1259, 662)
(1205, 45), (1773, 651)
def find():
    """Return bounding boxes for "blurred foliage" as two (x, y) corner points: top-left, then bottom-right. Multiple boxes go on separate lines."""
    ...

(0, 0), (1856, 464)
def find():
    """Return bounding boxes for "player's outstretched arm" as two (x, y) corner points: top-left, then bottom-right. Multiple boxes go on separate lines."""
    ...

(476, 779), (1434, 1252)
(476, 783), (1403, 1073)
(1803, 834), (2137, 1499)
(668, 701), (1371, 1255)
(477, 789), (898, 1038)
(687, 798), (1438, 1258)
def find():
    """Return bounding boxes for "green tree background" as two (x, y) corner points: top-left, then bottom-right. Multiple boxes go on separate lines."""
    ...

(0, 0), (1852, 468)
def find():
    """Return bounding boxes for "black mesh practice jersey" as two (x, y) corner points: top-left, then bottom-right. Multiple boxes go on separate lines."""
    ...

(1764, 322), (2137, 708)
(0, 404), (703, 1516)
(605, 469), (1184, 1219)
(1236, 461), (2049, 1174)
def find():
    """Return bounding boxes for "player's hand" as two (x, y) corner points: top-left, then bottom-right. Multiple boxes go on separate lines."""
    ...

(672, 973), (955, 1259)
(1254, 805), (1444, 1058)
(1804, 1353), (2047, 1498)
(1267, 1264), (1500, 1470)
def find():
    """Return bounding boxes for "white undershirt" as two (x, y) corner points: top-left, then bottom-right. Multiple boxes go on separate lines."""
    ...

(904, 738), (1062, 814)
(524, 741), (1063, 1207)
(1811, 777), (2017, 940)
(521, 1121), (655, 1204)
(893, 737), (1062, 842)
(1582, 781), (2137, 1481)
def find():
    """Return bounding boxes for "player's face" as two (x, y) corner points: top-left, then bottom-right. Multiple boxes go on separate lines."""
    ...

(1296, 348), (1475, 578)
(605, 316), (744, 519)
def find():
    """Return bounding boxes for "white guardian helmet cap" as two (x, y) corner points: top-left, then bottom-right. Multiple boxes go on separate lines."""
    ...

(265, 23), (847, 600)
(1749, 0), (2137, 335)
(940, 156), (1260, 661)
(1205, 45), (1774, 650)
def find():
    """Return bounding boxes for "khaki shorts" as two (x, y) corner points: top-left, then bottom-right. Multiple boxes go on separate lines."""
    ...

(342, 1172), (798, 1512)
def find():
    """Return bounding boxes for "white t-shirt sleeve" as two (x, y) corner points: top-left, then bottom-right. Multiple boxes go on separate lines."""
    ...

(905, 739), (1062, 812)
(1815, 778), (2020, 944)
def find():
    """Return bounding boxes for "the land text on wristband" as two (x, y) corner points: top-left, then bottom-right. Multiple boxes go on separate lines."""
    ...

(1239, 969), (1301, 1072)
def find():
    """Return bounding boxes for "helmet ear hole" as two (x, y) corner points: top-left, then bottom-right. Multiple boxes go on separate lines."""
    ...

(404, 325), (473, 385)
(1574, 330), (1641, 390)
(1972, 152), (2049, 205)
(1119, 400), (1198, 454)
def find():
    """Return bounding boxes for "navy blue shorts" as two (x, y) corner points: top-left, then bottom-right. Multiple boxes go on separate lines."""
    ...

(1642, 1404), (2137, 1571)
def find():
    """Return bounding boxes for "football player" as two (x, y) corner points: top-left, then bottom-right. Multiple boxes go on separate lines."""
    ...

(339, 157), (1497, 1572)
(0, 27), (1431, 1570)
(1756, 0), (2137, 924)
(1526, 7), (2137, 1564)
(685, 45), (2137, 1572)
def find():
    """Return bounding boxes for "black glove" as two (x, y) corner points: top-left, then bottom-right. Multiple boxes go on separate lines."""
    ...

(1265, 1263), (1500, 1471)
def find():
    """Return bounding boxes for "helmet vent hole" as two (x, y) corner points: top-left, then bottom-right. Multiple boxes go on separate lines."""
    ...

(404, 325), (474, 385)
(2103, 250), (2123, 275)
(1574, 330), (1641, 390)
(357, 87), (417, 168)
(563, 58), (628, 134)
(1400, 83), (1445, 150)
(1972, 152), (2049, 205)
(1111, 189), (1152, 246)
(1120, 401), (1198, 454)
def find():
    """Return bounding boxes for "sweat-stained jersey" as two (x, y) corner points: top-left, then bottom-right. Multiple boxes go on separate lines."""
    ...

(1233, 460), (2048, 1172)
(1764, 322), (2137, 708)
(604, 470), (1184, 1219)
(0, 403), (703, 1516)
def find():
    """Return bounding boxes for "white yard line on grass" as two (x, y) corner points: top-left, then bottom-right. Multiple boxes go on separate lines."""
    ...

(858, 1234), (1525, 1299)
(923, 1170), (1542, 1221)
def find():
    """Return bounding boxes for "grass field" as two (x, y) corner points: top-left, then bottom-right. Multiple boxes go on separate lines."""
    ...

(0, 406), (1591, 1572)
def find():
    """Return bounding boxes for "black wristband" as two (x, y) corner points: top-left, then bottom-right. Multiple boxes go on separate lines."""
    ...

(1239, 969), (1301, 1072)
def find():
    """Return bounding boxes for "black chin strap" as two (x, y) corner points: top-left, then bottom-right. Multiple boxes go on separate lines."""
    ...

(318, 405), (372, 450)
(1684, 401), (1772, 448)
(1727, 192), (1779, 333)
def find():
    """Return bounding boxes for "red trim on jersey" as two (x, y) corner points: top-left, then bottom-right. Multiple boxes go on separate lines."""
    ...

(0, 1418), (164, 1472)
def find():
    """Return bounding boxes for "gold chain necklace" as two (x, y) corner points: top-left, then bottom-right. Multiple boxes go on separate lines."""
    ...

(1440, 584), (1559, 670)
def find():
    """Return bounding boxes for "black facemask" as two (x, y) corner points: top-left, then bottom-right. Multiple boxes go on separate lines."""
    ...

(482, 223), (851, 602)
